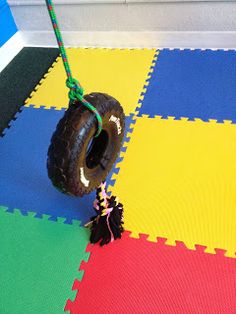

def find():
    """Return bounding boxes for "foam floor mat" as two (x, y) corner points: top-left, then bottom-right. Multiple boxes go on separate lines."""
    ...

(0, 206), (89, 313)
(1, 47), (236, 313)
(138, 49), (236, 122)
(0, 106), (134, 224)
(25, 48), (157, 115)
(65, 232), (236, 313)
(0, 47), (59, 135)
(110, 115), (236, 257)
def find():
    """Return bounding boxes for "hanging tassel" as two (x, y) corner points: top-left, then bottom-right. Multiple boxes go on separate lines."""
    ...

(85, 181), (124, 246)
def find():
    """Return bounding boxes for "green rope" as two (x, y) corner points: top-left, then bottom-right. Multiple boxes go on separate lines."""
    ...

(45, 0), (102, 136)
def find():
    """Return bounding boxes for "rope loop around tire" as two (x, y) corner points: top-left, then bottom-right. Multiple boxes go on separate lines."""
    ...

(47, 92), (125, 196)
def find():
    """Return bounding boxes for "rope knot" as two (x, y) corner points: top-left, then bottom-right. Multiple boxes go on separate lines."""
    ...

(46, 0), (102, 136)
(66, 78), (84, 101)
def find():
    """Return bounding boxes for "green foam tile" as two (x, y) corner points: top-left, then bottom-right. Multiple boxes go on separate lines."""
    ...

(0, 206), (90, 313)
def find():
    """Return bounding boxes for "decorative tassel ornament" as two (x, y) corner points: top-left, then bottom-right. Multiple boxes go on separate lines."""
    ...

(85, 181), (124, 246)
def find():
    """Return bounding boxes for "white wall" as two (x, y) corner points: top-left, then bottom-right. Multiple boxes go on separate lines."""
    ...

(8, 0), (236, 31)
(7, 0), (236, 48)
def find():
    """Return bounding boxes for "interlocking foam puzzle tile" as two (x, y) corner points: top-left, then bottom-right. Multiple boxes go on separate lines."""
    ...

(0, 106), (134, 224)
(65, 232), (236, 313)
(0, 103), (24, 137)
(0, 206), (90, 313)
(25, 48), (157, 115)
(138, 49), (236, 122)
(110, 116), (236, 257)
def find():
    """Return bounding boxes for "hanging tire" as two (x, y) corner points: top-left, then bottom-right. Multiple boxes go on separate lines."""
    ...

(47, 92), (125, 196)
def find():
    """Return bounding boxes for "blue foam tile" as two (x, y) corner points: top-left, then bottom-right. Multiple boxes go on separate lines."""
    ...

(121, 146), (127, 153)
(0, 107), (133, 224)
(138, 49), (236, 122)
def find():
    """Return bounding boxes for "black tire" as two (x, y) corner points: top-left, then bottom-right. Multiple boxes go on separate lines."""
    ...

(47, 92), (125, 196)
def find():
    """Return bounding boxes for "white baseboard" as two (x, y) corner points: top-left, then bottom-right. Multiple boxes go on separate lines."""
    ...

(0, 32), (24, 72)
(1, 31), (235, 72)
(22, 31), (236, 49)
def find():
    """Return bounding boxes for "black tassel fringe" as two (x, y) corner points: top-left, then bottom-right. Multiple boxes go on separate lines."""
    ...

(87, 183), (124, 246)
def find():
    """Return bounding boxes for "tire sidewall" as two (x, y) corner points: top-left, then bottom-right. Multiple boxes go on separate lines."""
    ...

(68, 98), (125, 194)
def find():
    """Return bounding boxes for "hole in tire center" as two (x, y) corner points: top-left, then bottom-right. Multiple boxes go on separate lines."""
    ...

(86, 130), (109, 169)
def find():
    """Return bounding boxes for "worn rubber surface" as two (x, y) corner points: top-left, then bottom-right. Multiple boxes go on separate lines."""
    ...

(47, 92), (125, 196)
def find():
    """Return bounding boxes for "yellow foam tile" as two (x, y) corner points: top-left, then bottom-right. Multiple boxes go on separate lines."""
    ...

(110, 116), (236, 257)
(25, 48), (157, 115)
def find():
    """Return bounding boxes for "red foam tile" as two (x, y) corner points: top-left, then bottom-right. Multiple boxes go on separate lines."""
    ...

(67, 232), (236, 313)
